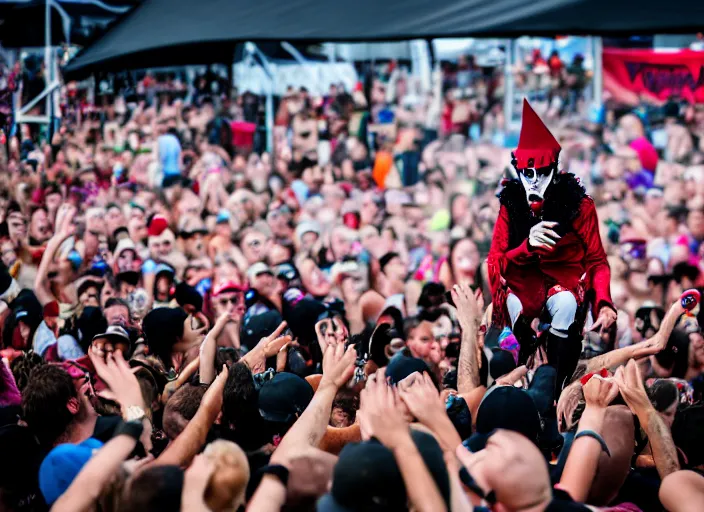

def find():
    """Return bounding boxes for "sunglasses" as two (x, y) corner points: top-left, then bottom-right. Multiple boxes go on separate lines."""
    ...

(519, 167), (552, 179)
(218, 295), (243, 307)
(180, 230), (207, 240)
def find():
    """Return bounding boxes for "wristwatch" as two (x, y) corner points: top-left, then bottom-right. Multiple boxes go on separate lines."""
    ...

(124, 405), (147, 423)
(115, 419), (144, 441)
(259, 464), (290, 487)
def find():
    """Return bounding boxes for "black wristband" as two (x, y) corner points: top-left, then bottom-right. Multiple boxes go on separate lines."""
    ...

(115, 420), (144, 441)
(575, 429), (611, 457)
(259, 464), (290, 487)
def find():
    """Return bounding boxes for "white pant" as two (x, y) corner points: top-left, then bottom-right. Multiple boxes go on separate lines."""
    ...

(506, 291), (577, 338)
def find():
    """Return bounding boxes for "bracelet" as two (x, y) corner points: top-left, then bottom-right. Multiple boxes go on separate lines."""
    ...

(258, 464), (290, 487)
(575, 429), (610, 457)
(115, 420), (144, 442)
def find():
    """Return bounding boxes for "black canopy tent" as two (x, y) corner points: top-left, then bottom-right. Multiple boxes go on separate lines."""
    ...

(0, 0), (140, 48)
(64, 0), (704, 77)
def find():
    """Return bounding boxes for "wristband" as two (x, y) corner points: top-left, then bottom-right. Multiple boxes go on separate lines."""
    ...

(259, 464), (289, 487)
(575, 429), (610, 457)
(115, 420), (144, 441)
(580, 368), (609, 386)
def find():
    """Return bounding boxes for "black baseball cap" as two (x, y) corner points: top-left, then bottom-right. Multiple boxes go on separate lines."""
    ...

(489, 349), (517, 381)
(241, 310), (283, 351)
(385, 354), (431, 385)
(317, 429), (449, 512)
(258, 372), (314, 424)
(466, 386), (541, 452)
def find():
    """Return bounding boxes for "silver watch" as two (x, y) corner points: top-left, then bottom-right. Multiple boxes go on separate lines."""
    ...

(124, 405), (146, 423)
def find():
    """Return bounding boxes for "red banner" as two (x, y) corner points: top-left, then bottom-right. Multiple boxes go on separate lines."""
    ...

(603, 49), (704, 104)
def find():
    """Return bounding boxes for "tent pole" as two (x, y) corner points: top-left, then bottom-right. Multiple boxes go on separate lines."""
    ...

(228, 47), (235, 99)
(504, 39), (516, 132)
(593, 36), (603, 106)
(45, 0), (51, 138)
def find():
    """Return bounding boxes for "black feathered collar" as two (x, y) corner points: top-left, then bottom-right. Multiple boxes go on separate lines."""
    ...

(498, 173), (587, 250)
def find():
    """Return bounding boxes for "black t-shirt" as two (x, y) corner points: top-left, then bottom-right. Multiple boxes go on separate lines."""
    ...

(92, 415), (122, 443)
(92, 415), (147, 458)
(545, 489), (592, 511)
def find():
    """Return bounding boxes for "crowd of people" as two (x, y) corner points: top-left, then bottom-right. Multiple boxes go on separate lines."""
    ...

(0, 53), (703, 512)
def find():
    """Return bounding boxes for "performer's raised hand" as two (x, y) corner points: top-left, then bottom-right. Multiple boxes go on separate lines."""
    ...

(528, 221), (560, 251)
(590, 306), (618, 333)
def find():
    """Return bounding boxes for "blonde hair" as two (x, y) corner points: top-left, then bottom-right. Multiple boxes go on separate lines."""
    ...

(203, 440), (250, 512)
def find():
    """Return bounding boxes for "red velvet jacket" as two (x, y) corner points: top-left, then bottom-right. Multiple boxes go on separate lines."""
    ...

(487, 175), (613, 326)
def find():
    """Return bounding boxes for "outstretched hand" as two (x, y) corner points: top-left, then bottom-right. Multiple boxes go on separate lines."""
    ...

(398, 371), (445, 429)
(54, 204), (77, 241)
(242, 321), (291, 375)
(614, 360), (653, 417)
(451, 283), (481, 331)
(358, 370), (409, 448)
(89, 349), (144, 413)
(590, 306), (617, 333)
(320, 342), (357, 390)
(582, 373), (619, 409)
(315, 316), (349, 354)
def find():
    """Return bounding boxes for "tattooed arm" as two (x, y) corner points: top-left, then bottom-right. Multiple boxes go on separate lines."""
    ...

(643, 408), (680, 479)
(615, 360), (680, 479)
(452, 284), (481, 394)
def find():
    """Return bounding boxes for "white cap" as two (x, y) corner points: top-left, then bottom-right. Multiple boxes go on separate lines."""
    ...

(247, 262), (273, 281)
(295, 221), (321, 241)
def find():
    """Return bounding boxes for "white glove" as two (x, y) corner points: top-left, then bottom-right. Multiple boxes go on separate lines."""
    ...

(528, 221), (561, 250)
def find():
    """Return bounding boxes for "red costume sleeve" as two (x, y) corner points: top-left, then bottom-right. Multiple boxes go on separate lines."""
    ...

(488, 206), (535, 288)
(573, 198), (613, 314)
(487, 205), (536, 325)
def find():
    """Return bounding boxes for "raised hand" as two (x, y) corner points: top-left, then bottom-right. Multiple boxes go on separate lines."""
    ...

(451, 282), (480, 331)
(614, 360), (653, 417)
(495, 365), (528, 387)
(89, 349), (144, 413)
(242, 321), (291, 375)
(590, 306), (618, 333)
(320, 342), (357, 390)
(398, 371), (445, 429)
(582, 372), (619, 409)
(315, 316), (349, 354)
(54, 204), (77, 241)
(358, 370), (409, 449)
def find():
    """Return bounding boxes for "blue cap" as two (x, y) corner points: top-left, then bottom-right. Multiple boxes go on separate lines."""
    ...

(39, 438), (103, 504)
(216, 210), (231, 224)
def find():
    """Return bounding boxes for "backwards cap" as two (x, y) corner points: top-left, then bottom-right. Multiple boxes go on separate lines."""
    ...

(514, 99), (561, 169)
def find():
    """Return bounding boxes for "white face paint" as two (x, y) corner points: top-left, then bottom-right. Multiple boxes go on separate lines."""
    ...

(518, 167), (554, 204)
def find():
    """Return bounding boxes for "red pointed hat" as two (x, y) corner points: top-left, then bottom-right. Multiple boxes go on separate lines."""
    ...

(514, 99), (561, 169)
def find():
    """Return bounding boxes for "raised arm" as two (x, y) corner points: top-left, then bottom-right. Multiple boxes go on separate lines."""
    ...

(34, 204), (76, 306)
(151, 366), (227, 468)
(161, 355), (201, 405)
(587, 300), (684, 372)
(276, 343), (356, 452)
(360, 372), (447, 512)
(452, 283), (481, 394)
(199, 313), (235, 385)
(247, 344), (356, 511)
(559, 375), (619, 502)
(399, 371), (462, 452)
(616, 360), (680, 479)
(52, 431), (141, 512)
